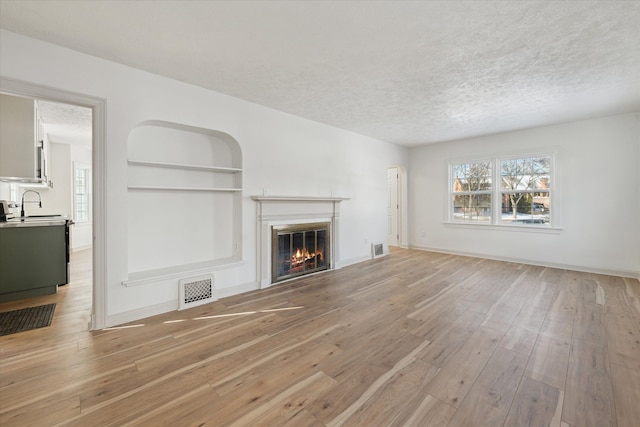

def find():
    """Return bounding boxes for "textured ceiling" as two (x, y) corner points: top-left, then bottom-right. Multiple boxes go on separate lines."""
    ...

(37, 100), (92, 147)
(1, 1), (639, 147)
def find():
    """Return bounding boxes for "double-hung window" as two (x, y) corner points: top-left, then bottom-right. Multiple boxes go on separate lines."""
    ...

(450, 154), (552, 227)
(74, 163), (91, 222)
(451, 161), (492, 223)
(499, 155), (551, 225)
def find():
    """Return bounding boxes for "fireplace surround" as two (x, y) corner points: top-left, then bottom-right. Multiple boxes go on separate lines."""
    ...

(252, 195), (348, 288)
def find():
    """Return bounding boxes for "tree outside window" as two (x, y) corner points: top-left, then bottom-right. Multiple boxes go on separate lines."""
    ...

(500, 155), (551, 225)
(451, 161), (492, 223)
(450, 154), (552, 227)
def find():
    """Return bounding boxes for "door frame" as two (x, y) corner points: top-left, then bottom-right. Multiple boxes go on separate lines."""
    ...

(1, 76), (107, 330)
(388, 164), (408, 248)
(387, 166), (399, 247)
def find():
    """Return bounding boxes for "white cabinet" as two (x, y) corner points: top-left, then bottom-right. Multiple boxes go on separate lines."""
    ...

(0, 93), (36, 180)
(0, 94), (49, 185)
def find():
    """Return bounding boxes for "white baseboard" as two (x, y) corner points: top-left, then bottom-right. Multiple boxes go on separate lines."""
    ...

(104, 300), (177, 328)
(216, 281), (260, 299)
(335, 255), (372, 269)
(409, 244), (640, 279)
(103, 281), (261, 328)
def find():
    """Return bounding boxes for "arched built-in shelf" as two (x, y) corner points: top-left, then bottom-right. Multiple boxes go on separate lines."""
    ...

(125, 121), (243, 285)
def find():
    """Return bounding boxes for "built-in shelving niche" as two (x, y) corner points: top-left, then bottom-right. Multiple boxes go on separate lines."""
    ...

(124, 120), (242, 287)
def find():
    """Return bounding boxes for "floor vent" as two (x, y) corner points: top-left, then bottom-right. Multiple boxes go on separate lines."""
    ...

(179, 274), (214, 310)
(372, 242), (384, 258)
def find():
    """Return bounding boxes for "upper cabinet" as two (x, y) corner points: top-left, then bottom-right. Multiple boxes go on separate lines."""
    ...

(0, 93), (49, 185)
(0, 93), (36, 179)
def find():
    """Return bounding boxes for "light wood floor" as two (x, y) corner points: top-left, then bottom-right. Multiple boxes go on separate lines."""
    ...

(1, 248), (639, 426)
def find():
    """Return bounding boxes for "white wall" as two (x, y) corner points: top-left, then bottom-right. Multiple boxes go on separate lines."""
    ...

(409, 114), (640, 277)
(0, 30), (408, 325)
(0, 182), (11, 203)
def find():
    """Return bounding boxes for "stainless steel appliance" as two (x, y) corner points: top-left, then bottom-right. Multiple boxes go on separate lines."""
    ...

(0, 200), (9, 222)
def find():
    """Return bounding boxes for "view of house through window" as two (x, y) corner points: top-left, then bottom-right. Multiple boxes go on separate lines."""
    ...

(500, 155), (551, 225)
(450, 154), (552, 226)
(452, 161), (492, 222)
(74, 163), (90, 222)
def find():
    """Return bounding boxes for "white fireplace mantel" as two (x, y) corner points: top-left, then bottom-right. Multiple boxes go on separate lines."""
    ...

(252, 195), (349, 288)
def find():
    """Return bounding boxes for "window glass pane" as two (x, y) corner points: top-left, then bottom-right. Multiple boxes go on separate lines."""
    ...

(501, 156), (550, 190)
(453, 161), (492, 192)
(74, 166), (90, 221)
(452, 194), (492, 222)
(76, 194), (88, 221)
(500, 192), (550, 224)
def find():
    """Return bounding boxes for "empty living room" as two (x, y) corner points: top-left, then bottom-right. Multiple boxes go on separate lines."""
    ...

(1, 1), (639, 426)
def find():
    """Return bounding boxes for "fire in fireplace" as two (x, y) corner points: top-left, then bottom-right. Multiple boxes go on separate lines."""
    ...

(272, 222), (330, 283)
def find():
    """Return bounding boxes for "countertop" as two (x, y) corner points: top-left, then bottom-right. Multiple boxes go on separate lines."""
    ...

(0, 216), (71, 228)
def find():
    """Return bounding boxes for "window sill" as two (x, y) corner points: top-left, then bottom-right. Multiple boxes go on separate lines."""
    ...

(443, 222), (563, 234)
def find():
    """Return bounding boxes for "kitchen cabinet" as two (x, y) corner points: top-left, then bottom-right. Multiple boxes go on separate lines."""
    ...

(0, 93), (36, 179)
(0, 220), (69, 302)
(0, 93), (49, 184)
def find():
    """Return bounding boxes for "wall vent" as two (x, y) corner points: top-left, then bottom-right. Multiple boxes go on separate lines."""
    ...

(179, 274), (214, 310)
(372, 242), (384, 259)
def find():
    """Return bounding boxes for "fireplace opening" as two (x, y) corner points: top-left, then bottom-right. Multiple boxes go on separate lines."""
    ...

(272, 222), (330, 283)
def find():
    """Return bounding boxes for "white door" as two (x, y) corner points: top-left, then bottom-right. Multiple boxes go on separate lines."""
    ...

(387, 167), (399, 247)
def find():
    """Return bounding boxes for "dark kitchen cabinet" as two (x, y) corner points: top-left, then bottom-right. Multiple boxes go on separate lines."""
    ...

(0, 223), (67, 302)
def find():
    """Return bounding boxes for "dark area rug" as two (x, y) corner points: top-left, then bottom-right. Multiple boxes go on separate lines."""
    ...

(0, 303), (56, 336)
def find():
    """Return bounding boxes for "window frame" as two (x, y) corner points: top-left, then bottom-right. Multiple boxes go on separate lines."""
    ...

(73, 162), (91, 223)
(449, 158), (494, 224)
(448, 152), (555, 229)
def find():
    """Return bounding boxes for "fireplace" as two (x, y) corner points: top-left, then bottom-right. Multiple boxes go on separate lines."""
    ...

(252, 195), (347, 288)
(272, 222), (330, 283)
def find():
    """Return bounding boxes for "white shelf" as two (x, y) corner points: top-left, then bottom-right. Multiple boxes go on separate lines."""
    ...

(251, 195), (349, 202)
(128, 185), (242, 192)
(123, 257), (244, 287)
(128, 160), (241, 173)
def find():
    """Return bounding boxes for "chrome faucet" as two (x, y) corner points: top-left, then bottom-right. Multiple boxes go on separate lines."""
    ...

(20, 190), (42, 218)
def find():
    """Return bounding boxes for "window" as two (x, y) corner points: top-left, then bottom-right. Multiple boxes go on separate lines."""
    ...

(451, 161), (492, 223)
(9, 183), (18, 203)
(500, 155), (551, 225)
(74, 163), (91, 222)
(450, 154), (552, 227)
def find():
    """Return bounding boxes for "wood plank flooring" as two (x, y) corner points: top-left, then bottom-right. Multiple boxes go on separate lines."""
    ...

(1, 248), (639, 426)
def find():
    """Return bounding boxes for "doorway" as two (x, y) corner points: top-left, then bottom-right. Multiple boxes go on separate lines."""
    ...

(388, 165), (408, 249)
(388, 167), (399, 247)
(1, 77), (106, 329)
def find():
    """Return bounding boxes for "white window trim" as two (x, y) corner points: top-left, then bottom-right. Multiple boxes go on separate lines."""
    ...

(447, 152), (559, 230)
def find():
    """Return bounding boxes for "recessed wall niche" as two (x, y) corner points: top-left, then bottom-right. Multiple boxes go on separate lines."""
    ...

(125, 121), (242, 284)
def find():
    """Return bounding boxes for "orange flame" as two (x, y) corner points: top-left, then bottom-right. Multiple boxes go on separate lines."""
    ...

(290, 247), (324, 267)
